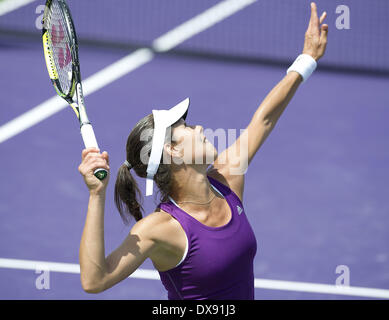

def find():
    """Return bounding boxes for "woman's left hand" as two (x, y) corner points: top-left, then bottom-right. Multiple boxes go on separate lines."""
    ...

(303, 2), (329, 61)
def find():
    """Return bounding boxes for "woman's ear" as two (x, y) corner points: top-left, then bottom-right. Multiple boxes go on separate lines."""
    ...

(163, 142), (183, 163)
(163, 142), (174, 158)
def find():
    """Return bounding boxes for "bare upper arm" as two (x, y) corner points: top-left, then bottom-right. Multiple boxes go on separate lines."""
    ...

(100, 211), (172, 292)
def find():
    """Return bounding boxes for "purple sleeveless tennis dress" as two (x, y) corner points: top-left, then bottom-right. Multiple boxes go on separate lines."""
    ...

(156, 175), (257, 300)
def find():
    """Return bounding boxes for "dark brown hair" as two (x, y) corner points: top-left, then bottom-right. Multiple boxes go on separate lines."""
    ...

(114, 113), (177, 225)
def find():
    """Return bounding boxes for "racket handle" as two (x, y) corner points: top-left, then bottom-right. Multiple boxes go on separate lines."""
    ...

(80, 124), (108, 180)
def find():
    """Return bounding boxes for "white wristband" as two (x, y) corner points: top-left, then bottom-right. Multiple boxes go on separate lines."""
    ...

(287, 54), (317, 82)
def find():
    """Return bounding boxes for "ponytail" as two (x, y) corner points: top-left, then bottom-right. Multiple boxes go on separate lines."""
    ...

(114, 112), (175, 225)
(114, 164), (144, 225)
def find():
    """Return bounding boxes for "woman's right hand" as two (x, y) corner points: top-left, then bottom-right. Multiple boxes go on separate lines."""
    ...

(78, 148), (110, 194)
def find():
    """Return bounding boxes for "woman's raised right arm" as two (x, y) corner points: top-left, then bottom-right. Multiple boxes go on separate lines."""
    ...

(78, 148), (161, 293)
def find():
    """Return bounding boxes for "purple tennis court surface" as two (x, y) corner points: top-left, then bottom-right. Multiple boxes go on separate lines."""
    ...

(0, 1), (389, 300)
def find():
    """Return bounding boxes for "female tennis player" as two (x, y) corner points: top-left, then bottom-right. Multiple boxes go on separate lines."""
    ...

(78, 3), (328, 299)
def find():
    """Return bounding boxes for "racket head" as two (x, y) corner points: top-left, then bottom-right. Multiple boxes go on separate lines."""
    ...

(42, 0), (79, 102)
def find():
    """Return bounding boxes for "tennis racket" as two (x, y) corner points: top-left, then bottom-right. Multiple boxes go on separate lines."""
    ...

(42, 0), (107, 180)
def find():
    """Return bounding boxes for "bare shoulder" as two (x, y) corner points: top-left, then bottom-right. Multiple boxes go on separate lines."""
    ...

(132, 209), (173, 237)
(133, 208), (185, 247)
(207, 164), (245, 203)
(133, 208), (187, 271)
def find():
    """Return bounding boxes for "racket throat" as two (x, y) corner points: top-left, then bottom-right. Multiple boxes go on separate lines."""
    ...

(75, 83), (90, 125)
(76, 83), (85, 107)
(78, 109), (91, 127)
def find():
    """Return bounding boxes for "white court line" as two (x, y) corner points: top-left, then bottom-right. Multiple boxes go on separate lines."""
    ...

(1, 0), (387, 301)
(152, 0), (257, 52)
(1, 257), (389, 299)
(0, 0), (258, 144)
(0, 258), (159, 280)
(254, 278), (389, 300)
(0, 0), (36, 16)
(0, 48), (154, 144)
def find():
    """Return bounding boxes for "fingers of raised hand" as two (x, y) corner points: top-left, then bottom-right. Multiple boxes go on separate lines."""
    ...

(319, 11), (327, 25)
(101, 151), (110, 166)
(86, 153), (109, 168)
(81, 147), (100, 161)
(79, 149), (109, 175)
(308, 2), (319, 31)
(319, 24), (329, 53)
(308, 3), (328, 36)
(321, 23), (329, 38)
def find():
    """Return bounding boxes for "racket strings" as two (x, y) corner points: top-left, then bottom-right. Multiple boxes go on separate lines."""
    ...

(46, 1), (73, 96)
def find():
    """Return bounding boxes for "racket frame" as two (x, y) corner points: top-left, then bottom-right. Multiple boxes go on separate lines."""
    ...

(42, 0), (107, 180)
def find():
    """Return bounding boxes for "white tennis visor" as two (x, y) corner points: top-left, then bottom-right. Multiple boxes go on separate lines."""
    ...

(145, 98), (190, 196)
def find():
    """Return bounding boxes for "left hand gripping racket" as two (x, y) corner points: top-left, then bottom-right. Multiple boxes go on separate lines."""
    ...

(42, 0), (107, 180)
